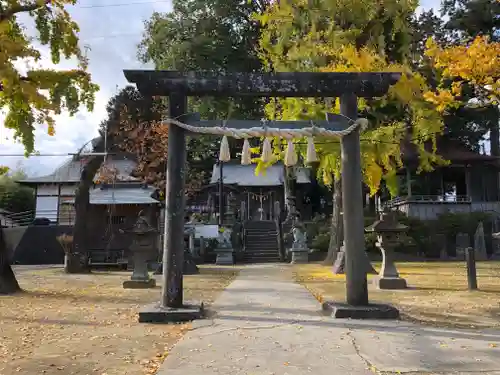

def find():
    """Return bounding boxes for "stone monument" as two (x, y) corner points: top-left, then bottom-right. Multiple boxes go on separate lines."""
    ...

(185, 225), (196, 257)
(474, 222), (488, 261)
(332, 242), (346, 274)
(365, 210), (407, 289)
(290, 223), (309, 264)
(215, 227), (234, 265)
(121, 211), (158, 289)
(332, 241), (377, 275)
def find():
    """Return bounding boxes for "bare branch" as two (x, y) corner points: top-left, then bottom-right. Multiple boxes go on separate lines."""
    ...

(0, 0), (50, 23)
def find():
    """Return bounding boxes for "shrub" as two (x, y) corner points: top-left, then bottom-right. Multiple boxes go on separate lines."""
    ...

(311, 231), (330, 252)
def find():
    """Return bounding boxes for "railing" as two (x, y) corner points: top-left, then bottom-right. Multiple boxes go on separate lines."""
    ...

(0, 209), (75, 227)
(385, 195), (471, 207)
(383, 195), (500, 221)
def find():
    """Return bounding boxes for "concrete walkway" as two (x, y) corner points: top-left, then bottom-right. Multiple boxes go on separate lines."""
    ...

(157, 264), (500, 375)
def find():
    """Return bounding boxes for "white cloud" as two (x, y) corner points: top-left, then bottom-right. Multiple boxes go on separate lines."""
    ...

(0, 0), (172, 176)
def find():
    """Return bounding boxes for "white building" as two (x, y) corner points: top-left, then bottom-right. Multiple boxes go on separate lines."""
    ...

(17, 154), (159, 225)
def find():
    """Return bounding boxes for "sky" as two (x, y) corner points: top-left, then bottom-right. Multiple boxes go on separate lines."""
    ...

(0, 0), (441, 177)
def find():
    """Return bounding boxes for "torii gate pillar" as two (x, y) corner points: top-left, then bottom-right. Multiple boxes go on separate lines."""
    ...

(339, 93), (368, 306)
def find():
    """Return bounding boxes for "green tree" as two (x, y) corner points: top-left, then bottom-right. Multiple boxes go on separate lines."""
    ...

(138, 0), (270, 120)
(0, 169), (35, 214)
(442, 0), (499, 42)
(255, 0), (444, 264)
(0, 165), (35, 294)
(0, 0), (99, 154)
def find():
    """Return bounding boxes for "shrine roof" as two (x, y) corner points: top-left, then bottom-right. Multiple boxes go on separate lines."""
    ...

(402, 139), (500, 164)
(17, 155), (139, 185)
(61, 185), (158, 205)
(210, 163), (311, 186)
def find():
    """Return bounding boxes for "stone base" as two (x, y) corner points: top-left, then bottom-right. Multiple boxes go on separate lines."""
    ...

(138, 302), (204, 323)
(373, 276), (407, 290)
(322, 301), (400, 320)
(184, 259), (200, 275)
(123, 278), (156, 289)
(332, 251), (345, 274)
(153, 258), (200, 275)
(215, 251), (234, 265)
(291, 251), (308, 264)
(153, 264), (162, 275)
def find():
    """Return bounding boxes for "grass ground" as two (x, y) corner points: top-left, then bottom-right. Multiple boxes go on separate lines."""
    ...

(0, 265), (239, 375)
(294, 261), (500, 329)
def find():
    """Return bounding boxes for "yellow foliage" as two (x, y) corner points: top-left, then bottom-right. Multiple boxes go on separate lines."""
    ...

(254, 1), (443, 196)
(0, 1), (99, 154)
(424, 35), (500, 111)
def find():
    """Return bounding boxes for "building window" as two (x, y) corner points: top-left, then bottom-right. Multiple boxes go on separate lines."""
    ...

(58, 197), (75, 225)
(106, 216), (126, 225)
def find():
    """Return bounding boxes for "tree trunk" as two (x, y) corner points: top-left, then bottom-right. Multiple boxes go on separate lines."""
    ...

(68, 138), (105, 274)
(0, 227), (21, 294)
(323, 177), (343, 265)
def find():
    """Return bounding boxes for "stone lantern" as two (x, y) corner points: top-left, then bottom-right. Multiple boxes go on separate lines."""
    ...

(121, 211), (159, 289)
(365, 209), (408, 289)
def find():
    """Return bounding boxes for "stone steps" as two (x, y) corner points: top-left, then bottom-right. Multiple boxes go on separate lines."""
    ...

(243, 220), (280, 263)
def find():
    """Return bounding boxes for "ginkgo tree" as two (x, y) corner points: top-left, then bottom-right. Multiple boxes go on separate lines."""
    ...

(1, 0), (98, 289)
(424, 35), (500, 111)
(0, 0), (99, 154)
(254, 0), (445, 264)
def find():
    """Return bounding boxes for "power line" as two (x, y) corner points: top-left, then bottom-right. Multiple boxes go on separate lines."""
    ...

(81, 32), (142, 41)
(0, 154), (73, 157)
(75, 0), (171, 9)
(0, 132), (451, 158)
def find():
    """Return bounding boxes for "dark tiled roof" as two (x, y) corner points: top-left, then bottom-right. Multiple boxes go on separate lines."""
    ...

(210, 163), (311, 186)
(18, 156), (140, 184)
(402, 139), (499, 164)
(61, 185), (159, 205)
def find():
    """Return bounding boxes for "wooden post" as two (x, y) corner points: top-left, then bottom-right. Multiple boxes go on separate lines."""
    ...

(161, 94), (187, 309)
(465, 247), (478, 290)
(340, 93), (369, 306)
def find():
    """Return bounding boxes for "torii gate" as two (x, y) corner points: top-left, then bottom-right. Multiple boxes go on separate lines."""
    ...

(123, 71), (401, 322)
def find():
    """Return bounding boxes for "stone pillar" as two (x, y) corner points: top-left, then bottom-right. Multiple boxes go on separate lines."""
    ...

(218, 161), (224, 226)
(373, 235), (407, 289)
(161, 94), (188, 309)
(188, 232), (196, 256)
(406, 168), (412, 197)
(340, 93), (369, 306)
(199, 236), (206, 259)
(465, 165), (471, 199)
